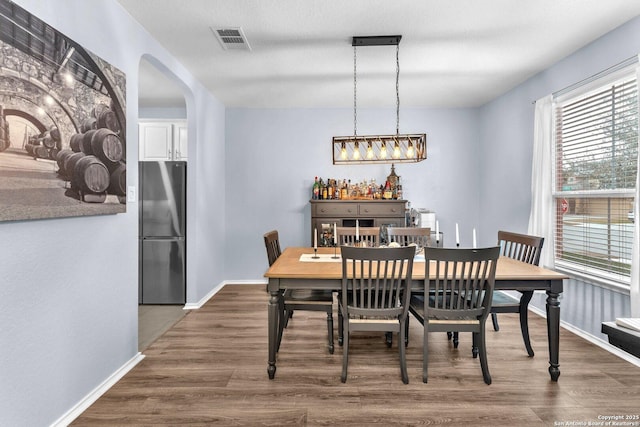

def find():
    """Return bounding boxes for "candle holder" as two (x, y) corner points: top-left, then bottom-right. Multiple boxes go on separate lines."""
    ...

(312, 247), (319, 259)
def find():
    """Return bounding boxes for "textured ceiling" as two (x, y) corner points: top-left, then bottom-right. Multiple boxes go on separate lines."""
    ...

(118, 0), (640, 109)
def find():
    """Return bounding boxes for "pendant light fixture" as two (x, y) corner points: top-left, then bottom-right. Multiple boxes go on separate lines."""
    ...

(333, 35), (426, 165)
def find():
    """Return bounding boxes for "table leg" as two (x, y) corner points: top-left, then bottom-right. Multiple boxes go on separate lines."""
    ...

(546, 289), (561, 381)
(268, 289), (279, 379)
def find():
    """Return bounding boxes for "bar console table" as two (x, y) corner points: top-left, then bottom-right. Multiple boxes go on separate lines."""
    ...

(310, 199), (407, 246)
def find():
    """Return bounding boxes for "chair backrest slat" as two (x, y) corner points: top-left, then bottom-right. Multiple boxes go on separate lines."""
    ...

(336, 226), (380, 247)
(424, 247), (500, 319)
(341, 246), (415, 317)
(387, 227), (431, 248)
(497, 230), (544, 266)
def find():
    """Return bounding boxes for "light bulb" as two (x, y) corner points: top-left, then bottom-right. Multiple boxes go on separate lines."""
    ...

(380, 144), (387, 159)
(407, 142), (414, 157)
(353, 142), (360, 160)
(366, 143), (374, 159)
(340, 143), (347, 160)
(393, 143), (401, 159)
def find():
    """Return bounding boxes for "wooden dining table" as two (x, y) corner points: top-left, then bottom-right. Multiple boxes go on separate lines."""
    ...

(264, 246), (568, 381)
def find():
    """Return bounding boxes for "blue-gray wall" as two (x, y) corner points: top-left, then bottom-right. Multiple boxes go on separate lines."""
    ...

(224, 107), (481, 279)
(0, 1), (226, 425)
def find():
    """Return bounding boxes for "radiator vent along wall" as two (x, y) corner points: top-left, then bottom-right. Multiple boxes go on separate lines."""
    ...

(211, 27), (251, 50)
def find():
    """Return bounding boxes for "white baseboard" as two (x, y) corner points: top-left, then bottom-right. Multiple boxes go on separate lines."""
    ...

(51, 352), (145, 427)
(528, 305), (640, 368)
(183, 281), (225, 309)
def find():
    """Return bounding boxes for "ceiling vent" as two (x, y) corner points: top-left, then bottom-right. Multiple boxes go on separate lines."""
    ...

(211, 27), (251, 51)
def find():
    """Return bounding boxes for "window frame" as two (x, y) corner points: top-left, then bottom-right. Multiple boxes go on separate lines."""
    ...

(552, 63), (638, 289)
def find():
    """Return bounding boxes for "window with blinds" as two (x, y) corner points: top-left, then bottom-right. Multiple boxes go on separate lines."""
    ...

(553, 68), (637, 284)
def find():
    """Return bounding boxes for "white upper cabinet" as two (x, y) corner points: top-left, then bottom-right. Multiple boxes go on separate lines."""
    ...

(139, 120), (187, 161)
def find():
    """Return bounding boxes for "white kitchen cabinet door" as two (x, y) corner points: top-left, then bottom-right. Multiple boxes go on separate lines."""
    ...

(139, 122), (173, 161)
(174, 122), (188, 160)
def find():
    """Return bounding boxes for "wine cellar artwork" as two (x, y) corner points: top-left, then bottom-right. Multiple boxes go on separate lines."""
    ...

(0, 0), (126, 222)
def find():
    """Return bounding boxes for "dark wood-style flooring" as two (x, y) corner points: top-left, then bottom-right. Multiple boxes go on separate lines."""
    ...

(73, 284), (640, 426)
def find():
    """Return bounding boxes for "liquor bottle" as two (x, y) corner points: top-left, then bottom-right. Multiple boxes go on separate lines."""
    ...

(322, 179), (328, 200)
(383, 180), (393, 200)
(341, 180), (348, 199)
(328, 179), (334, 199)
(318, 177), (324, 200)
(312, 176), (319, 200)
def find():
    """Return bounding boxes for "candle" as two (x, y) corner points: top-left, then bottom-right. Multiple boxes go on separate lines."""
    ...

(473, 228), (477, 248)
(455, 223), (460, 246)
(334, 223), (337, 245)
(355, 219), (359, 240)
(314, 227), (318, 249)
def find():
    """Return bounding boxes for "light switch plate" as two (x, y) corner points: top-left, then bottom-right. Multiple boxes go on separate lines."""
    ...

(127, 186), (136, 202)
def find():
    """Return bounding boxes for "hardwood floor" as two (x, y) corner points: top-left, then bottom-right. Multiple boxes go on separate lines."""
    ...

(74, 284), (640, 426)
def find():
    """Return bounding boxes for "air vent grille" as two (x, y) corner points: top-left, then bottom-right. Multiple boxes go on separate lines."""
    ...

(211, 27), (251, 50)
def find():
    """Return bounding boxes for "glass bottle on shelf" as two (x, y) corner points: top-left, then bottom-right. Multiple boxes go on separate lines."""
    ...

(312, 176), (319, 200)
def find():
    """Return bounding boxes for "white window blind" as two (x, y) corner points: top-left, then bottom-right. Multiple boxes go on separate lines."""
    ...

(553, 69), (638, 284)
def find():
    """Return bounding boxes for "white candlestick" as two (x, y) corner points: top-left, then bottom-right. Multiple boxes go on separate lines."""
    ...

(334, 223), (337, 245)
(355, 219), (359, 240)
(473, 228), (477, 248)
(314, 228), (318, 249)
(455, 223), (460, 246)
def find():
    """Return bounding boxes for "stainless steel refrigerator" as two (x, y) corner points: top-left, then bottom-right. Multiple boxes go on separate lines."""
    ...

(139, 161), (186, 304)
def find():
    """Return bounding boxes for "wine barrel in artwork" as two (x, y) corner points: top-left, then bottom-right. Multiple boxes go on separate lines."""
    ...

(69, 133), (84, 152)
(41, 132), (56, 149)
(64, 152), (86, 180)
(48, 148), (60, 160)
(71, 155), (110, 194)
(34, 145), (49, 159)
(56, 149), (74, 176)
(108, 162), (126, 196)
(96, 108), (120, 133)
(25, 143), (35, 156)
(90, 128), (122, 166)
(80, 117), (97, 133)
(81, 129), (98, 155)
(91, 103), (110, 119)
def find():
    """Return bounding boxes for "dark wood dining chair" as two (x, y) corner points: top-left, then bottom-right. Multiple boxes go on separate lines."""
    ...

(335, 226), (380, 345)
(409, 246), (500, 384)
(386, 226), (431, 248)
(263, 230), (335, 354)
(336, 226), (380, 247)
(491, 230), (544, 356)
(339, 245), (415, 383)
(448, 231), (545, 357)
(384, 226), (431, 347)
